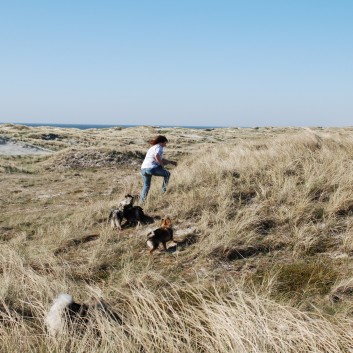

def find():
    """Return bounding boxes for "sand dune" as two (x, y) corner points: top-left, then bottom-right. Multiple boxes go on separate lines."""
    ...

(0, 139), (52, 155)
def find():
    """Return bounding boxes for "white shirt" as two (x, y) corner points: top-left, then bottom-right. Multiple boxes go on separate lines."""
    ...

(141, 144), (164, 169)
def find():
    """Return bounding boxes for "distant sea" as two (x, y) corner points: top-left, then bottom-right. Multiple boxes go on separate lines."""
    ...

(4, 123), (227, 130)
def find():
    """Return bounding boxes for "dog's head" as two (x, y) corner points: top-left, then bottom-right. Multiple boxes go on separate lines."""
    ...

(118, 194), (134, 209)
(161, 217), (172, 228)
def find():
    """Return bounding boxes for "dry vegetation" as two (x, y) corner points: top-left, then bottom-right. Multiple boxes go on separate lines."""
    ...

(1, 123), (353, 352)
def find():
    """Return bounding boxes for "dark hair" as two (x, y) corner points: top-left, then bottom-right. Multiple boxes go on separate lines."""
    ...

(149, 135), (168, 145)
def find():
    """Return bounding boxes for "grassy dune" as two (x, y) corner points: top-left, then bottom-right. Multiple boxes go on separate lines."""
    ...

(1, 124), (353, 352)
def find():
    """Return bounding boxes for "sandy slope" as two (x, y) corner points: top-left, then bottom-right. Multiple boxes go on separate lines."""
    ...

(0, 140), (52, 155)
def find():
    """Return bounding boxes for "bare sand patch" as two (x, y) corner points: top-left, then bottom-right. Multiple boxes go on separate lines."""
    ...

(0, 139), (53, 155)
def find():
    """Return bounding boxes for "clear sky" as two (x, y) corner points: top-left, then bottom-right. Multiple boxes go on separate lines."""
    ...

(1, 0), (352, 127)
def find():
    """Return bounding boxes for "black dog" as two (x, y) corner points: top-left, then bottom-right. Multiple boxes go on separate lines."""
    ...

(109, 194), (154, 230)
(122, 204), (145, 228)
(108, 205), (144, 229)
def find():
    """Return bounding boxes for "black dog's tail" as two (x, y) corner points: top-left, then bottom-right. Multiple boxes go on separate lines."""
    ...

(142, 214), (154, 225)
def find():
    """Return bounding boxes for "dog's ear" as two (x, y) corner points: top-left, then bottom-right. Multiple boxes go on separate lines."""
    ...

(163, 217), (171, 227)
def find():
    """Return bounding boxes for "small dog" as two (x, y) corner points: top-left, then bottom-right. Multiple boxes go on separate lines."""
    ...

(45, 293), (122, 337)
(146, 218), (174, 255)
(123, 205), (145, 228)
(109, 194), (146, 230)
(108, 194), (134, 230)
(108, 208), (124, 230)
(108, 206), (144, 229)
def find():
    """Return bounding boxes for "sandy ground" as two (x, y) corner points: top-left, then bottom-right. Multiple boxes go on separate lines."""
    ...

(0, 141), (52, 155)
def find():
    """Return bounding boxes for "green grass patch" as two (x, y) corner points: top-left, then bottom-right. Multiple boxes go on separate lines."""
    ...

(275, 261), (337, 297)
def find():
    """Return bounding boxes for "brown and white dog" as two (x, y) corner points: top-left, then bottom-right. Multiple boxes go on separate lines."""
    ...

(146, 218), (174, 255)
(45, 293), (122, 337)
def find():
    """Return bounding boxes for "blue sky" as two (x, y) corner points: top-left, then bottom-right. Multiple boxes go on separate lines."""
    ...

(0, 0), (352, 127)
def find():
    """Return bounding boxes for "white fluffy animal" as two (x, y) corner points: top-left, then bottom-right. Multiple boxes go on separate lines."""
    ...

(45, 293), (74, 337)
(45, 293), (122, 337)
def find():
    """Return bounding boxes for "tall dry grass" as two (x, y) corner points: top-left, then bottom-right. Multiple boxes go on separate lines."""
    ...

(146, 130), (353, 256)
(2, 252), (353, 353)
(1, 128), (353, 352)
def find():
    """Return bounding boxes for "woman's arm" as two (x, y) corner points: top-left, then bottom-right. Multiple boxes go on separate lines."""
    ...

(162, 158), (177, 166)
(155, 153), (164, 167)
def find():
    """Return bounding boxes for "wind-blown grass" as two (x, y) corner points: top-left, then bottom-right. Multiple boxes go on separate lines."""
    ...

(1, 126), (353, 352)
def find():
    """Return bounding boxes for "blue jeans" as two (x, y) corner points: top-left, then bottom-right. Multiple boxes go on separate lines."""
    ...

(140, 166), (171, 203)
